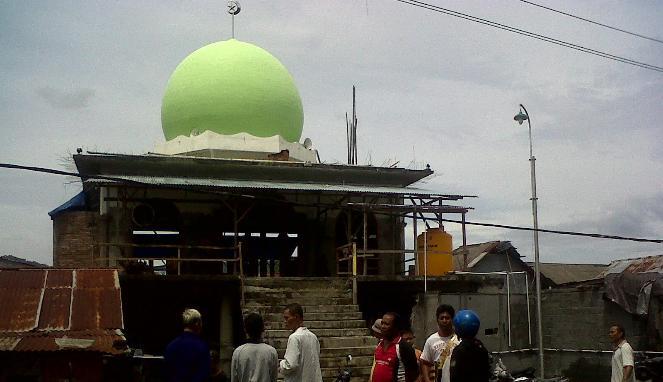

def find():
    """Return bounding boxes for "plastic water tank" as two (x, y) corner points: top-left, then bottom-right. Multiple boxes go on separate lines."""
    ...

(416, 227), (453, 276)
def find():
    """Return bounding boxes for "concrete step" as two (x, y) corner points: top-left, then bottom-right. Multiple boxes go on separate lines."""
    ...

(269, 335), (376, 349)
(322, 377), (368, 382)
(243, 278), (372, 382)
(321, 365), (373, 379)
(244, 277), (350, 289)
(245, 296), (354, 306)
(244, 304), (360, 314)
(266, 319), (366, 330)
(274, 345), (376, 359)
(261, 311), (363, 322)
(320, 346), (376, 358)
(267, 328), (369, 339)
(319, 355), (374, 368)
(243, 287), (351, 299)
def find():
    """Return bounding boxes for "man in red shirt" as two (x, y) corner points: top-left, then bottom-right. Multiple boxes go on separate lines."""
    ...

(371, 312), (419, 382)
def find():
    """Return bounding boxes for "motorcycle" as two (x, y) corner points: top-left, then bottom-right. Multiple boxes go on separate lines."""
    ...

(491, 356), (568, 382)
(635, 354), (663, 382)
(335, 354), (352, 382)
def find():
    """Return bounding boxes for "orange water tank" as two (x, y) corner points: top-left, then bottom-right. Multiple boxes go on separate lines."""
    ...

(416, 227), (453, 276)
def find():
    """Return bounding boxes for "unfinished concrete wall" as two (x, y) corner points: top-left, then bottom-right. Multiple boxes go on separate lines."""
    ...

(410, 275), (532, 352)
(52, 211), (102, 267)
(495, 350), (612, 381)
(496, 284), (655, 379)
(541, 285), (648, 351)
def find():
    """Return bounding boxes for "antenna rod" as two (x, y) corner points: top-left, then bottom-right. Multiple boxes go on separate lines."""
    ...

(352, 85), (357, 165)
(346, 112), (350, 164)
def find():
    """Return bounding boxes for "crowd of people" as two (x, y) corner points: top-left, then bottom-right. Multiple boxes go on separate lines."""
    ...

(163, 306), (635, 382)
(369, 305), (490, 382)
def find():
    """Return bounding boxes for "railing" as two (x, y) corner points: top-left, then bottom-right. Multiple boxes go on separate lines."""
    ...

(337, 245), (417, 276)
(336, 244), (420, 303)
(91, 242), (243, 277)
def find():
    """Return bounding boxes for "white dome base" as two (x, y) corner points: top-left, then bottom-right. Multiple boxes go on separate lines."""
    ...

(152, 130), (319, 163)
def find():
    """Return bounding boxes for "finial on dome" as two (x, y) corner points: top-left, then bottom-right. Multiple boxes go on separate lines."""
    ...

(227, 1), (241, 39)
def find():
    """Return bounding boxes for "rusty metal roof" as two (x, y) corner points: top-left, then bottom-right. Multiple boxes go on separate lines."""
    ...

(46, 269), (73, 288)
(0, 287), (42, 332)
(38, 288), (72, 330)
(0, 269), (125, 354)
(601, 255), (663, 276)
(6, 330), (126, 354)
(71, 289), (123, 330)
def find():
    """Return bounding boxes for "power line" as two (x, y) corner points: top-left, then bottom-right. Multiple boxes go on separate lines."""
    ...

(440, 217), (663, 244)
(394, 0), (663, 73)
(2, 162), (662, 244)
(519, 0), (663, 45)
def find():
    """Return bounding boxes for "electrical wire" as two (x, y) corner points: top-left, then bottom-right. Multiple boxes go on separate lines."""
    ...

(518, 0), (663, 45)
(2, 162), (662, 244)
(393, 0), (663, 73)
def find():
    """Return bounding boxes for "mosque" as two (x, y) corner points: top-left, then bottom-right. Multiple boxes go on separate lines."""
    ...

(48, 34), (473, 379)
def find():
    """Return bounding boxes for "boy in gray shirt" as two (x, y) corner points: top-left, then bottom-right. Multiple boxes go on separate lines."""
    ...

(231, 313), (278, 382)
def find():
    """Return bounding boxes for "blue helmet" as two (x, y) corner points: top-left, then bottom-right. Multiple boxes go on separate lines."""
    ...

(453, 309), (480, 339)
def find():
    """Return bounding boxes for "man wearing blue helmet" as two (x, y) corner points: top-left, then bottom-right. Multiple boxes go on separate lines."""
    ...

(449, 310), (490, 382)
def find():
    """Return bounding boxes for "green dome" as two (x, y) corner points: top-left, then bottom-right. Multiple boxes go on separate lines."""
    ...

(161, 39), (304, 142)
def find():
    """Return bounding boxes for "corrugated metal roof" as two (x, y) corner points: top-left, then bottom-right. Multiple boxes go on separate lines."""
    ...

(71, 289), (123, 330)
(86, 176), (444, 196)
(0, 287), (43, 332)
(0, 269), (46, 288)
(452, 241), (501, 270)
(46, 269), (73, 288)
(602, 255), (663, 276)
(536, 263), (607, 285)
(601, 255), (663, 315)
(9, 330), (126, 354)
(37, 288), (72, 330)
(0, 255), (48, 269)
(0, 337), (21, 351)
(0, 269), (125, 354)
(48, 191), (87, 218)
(75, 152), (433, 188)
(76, 269), (119, 289)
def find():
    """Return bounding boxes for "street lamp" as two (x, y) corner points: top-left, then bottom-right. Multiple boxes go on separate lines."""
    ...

(514, 104), (544, 378)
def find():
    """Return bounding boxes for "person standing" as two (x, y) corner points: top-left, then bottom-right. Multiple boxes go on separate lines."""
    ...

(279, 303), (323, 382)
(401, 328), (422, 364)
(420, 304), (459, 382)
(449, 310), (490, 382)
(609, 324), (635, 382)
(164, 308), (211, 382)
(370, 312), (419, 382)
(231, 312), (278, 382)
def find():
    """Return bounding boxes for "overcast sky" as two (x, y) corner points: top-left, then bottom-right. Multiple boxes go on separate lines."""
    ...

(1, 1), (661, 266)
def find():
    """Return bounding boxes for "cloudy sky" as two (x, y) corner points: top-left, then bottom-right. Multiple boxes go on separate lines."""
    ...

(1, 1), (661, 266)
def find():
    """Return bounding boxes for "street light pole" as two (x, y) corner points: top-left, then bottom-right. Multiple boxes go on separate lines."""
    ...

(514, 104), (544, 378)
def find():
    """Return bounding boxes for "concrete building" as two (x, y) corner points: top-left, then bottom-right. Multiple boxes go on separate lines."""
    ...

(47, 37), (473, 381)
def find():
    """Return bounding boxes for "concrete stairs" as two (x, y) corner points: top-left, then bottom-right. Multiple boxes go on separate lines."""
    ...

(242, 277), (375, 382)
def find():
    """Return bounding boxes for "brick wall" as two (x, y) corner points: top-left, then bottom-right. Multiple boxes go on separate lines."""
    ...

(52, 211), (100, 267)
